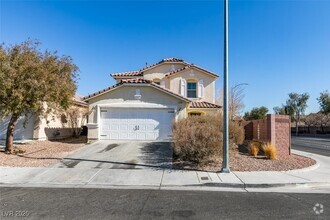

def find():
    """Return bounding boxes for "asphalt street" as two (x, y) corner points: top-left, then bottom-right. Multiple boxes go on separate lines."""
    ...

(291, 136), (330, 157)
(0, 187), (329, 219)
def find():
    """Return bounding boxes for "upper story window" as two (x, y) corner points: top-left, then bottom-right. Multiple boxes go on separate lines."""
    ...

(153, 78), (161, 85)
(187, 82), (197, 98)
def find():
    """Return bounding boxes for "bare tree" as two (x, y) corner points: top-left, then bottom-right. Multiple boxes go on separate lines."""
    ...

(315, 113), (330, 134)
(66, 107), (89, 137)
(217, 83), (247, 121)
(301, 113), (318, 133)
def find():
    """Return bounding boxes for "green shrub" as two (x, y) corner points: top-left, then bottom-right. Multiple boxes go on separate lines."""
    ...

(172, 113), (244, 164)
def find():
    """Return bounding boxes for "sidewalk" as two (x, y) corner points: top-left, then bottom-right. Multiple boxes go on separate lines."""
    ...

(1, 150), (329, 192)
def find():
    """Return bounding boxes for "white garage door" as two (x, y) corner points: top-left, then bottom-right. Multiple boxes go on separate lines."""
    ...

(100, 108), (175, 140)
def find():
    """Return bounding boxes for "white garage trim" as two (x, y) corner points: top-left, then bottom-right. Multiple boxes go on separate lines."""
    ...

(93, 104), (178, 140)
(97, 103), (177, 109)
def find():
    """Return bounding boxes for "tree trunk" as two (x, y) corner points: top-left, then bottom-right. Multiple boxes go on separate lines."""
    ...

(295, 120), (299, 136)
(5, 115), (18, 154)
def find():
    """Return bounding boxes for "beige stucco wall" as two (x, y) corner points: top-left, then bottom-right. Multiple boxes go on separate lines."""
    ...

(0, 105), (87, 141)
(86, 85), (188, 140)
(142, 63), (186, 82)
(168, 68), (216, 103)
(86, 85), (188, 125)
(34, 105), (87, 140)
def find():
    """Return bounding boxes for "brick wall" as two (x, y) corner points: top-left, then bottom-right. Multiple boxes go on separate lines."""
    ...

(244, 114), (291, 156)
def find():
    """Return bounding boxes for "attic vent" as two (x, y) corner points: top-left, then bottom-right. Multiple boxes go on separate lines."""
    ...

(171, 65), (175, 71)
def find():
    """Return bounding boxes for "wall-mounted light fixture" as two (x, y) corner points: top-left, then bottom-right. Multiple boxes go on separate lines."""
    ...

(134, 89), (141, 100)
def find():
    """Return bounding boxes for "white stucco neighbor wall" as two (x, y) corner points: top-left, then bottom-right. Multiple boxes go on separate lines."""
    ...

(0, 115), (36, 140)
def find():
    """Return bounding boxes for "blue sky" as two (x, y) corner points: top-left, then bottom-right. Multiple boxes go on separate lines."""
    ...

(1, 0), (329, 114)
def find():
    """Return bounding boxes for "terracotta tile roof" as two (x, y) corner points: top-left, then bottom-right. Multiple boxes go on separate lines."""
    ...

(120, 78), (152, 84)
(161, 57), (185, 62)
(164, 65), (192, 77)
(139, 57), (189, 72)
(164, 64), (218, 78)
(189, 101), (221, 109)
(72, 94), (88, 106)
(111, 58), (189, 78)
(111, 71), (142, 77)
(83, 78), (190, 102)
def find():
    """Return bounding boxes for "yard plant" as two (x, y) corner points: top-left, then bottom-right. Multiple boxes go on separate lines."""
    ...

(172, 113), (244, 165)
(248, 141), (260, 157)
(262, 143), (277, 160)
(0, 40), (78, 153)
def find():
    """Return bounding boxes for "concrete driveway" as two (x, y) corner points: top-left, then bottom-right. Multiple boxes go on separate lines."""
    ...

(53, 141), (173, 169)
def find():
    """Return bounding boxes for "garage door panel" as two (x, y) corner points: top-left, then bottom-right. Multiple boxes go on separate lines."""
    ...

(100, 108), (174, 140)
(119, 132), (129, 139)
(146, 124), (155, 131)
(128, 132), (137, 139)
(120, 124), (129, 131)
(110, 132), (119, 139)
(110, 124), (119, 131)
(136, 132), (146, 140)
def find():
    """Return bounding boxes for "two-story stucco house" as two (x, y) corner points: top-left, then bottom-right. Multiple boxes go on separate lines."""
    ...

(84, 58), (221, 141)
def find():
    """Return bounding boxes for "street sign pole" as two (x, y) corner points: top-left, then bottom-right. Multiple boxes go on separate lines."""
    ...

(221, 0), (230, 173)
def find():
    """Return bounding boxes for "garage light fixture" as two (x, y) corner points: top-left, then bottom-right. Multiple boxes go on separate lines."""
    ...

(134, 89), (141, 100)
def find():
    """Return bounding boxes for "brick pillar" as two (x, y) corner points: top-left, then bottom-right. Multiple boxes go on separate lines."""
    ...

(266, 114), (276, 146)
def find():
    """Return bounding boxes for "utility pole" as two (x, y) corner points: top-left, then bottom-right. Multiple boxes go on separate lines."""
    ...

(221, 0), (230, 173)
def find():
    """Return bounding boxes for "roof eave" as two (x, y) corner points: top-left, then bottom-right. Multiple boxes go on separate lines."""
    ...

(82, 83), (190, 103)
(189, 107), (221, 110)
(166, 66), (218, 78)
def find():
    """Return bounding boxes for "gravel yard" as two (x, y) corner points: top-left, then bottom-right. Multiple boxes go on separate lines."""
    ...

(0, 137), (87, 167)
(173, 144), (316, 172)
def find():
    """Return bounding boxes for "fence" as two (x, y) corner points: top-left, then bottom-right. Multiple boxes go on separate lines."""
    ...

(44, 127), (82, 140)
(291, 126), (330, 138)
(244, 114), (291, 156)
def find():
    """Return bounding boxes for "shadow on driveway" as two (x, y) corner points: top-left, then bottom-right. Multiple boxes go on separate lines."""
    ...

(53, 141), (174, 170)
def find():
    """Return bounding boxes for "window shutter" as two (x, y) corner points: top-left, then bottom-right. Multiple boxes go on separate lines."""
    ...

(180, 79), (186, 96)
(198, 79), (204, 98)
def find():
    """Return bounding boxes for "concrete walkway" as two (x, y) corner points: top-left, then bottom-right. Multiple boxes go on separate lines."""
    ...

(1, 150), (329, 192)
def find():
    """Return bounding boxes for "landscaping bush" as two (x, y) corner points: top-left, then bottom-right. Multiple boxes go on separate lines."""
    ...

(262, 143), (277, 160)
(248, 141), (260, 157)
(172, 113), (244, 164)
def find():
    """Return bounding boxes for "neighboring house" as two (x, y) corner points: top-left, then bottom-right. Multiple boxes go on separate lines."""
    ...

(83, 58), (221, 141)
(0, 95), (88, 141)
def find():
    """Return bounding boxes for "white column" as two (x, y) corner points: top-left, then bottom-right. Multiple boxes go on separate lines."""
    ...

(96, 105), (101, 140)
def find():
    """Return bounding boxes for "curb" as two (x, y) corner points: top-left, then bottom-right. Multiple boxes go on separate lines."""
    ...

(283, 160), (320, 173)
(284, 149), (321, 173)
(1, 181), (329, 190)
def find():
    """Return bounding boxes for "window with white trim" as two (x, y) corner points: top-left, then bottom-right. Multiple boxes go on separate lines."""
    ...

(187, 82), (197, 98)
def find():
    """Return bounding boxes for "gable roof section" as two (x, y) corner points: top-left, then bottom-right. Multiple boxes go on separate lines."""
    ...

(72, 94), (88, 107)
(164, 64), (218, 78)
(139, 57), (190, 72)
(189, 101), (221, 109)
(83, 78), (190, 102)
(111, 57), (190, 78)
